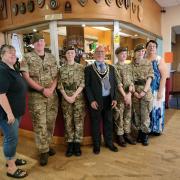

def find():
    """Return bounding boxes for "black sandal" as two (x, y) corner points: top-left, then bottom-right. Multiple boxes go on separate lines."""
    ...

(7, 168), (28, 178)
(6, 159), (27, 167)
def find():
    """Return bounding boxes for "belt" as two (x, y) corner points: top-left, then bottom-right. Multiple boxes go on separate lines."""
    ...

(63, 84), (77, 91)
(134, 80), (146, 86)
(28, 87), (39, 93)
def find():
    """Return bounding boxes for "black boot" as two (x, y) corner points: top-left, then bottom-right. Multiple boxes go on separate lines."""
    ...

(65, 143), (74, 157)
(48, 147), (56, 156)
(124, 133), (136, 145)
(117, 135), (127, 147)
(40, 152), (49, 166)
(137, 130), (142, 143)
(74, 142), (82, 156)
(141, 132), (149, 146)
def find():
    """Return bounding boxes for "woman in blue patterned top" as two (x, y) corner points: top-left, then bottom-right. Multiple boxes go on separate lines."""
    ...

(146, 40), (168, 135)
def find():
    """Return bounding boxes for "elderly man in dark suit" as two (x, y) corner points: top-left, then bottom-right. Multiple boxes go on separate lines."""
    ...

(85, 46), (118, 154)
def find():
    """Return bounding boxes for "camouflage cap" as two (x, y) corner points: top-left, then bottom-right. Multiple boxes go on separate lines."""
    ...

(134, 44), (145, 52)
(65, 46), (75, 53)
(115, 47), (128, 55)
(31, 33), (44, 44)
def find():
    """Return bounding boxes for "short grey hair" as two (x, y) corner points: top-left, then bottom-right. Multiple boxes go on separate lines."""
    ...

(0, 44), (15, 59)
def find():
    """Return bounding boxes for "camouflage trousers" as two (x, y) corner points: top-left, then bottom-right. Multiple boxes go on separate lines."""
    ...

(114, 101), (131, 135)
(62, 95), (85, 143)
(132, 97), (152, 133)
(28, 92), (58, 153)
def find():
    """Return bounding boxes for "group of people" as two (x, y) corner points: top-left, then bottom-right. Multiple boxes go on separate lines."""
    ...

(0, 33), (167, 178)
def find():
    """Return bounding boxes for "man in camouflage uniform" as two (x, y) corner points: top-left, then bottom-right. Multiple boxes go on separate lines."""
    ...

(57, 47), (85, 157)
(132, 44), (154, 146)
(114, 47), (136, 147)
(20, 33), (58, 166)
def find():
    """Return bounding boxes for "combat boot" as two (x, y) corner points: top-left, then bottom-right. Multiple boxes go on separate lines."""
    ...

(40, 152), (49, 166)
(124, 133), (136, 145)
(65, 143), (74, 157)
(141, 132), (149, 146)
(117, 135), (127, 147)
(74, 142), (82, 156)
(137, 130), (142, 143)
(48, 147), (56, 156)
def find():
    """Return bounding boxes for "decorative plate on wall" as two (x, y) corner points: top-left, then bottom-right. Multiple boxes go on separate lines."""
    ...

(0, 0), (4, 11)
(116, 0), (123, 8)
(105, 0), (112, 6)
(49, 0), (59, 10)
(0, 0), (7, 19)
(37, 0), (45, 8)
(19, 2), (26, 14)
(65, 1), (72, 13)
(27, 0), (35, 12)
(77, 0), (88, 7)
(12, 3), (18, 16)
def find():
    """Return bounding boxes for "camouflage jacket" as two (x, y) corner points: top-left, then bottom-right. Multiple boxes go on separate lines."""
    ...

(57, 63), (85, 96)
(20, 51), (58, 88)
(131, 58), (154, 101)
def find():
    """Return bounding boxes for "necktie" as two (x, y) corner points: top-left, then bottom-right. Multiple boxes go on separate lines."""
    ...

(98, 63), (111, 90)
(99, 63), (105, 73)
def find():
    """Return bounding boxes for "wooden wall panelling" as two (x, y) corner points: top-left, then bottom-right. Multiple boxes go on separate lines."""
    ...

(0, 0), (161, 37)
(0, 0), (13, 30)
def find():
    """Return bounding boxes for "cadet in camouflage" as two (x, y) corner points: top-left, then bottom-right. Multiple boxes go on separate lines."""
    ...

(114, 47), (136, 147)
(20, 33), (58, 166)
(131, 44), (154, 146)
(57, 46), (85, 157)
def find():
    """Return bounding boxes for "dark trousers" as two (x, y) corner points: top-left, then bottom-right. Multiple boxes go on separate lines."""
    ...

(90, 96), (113, 147)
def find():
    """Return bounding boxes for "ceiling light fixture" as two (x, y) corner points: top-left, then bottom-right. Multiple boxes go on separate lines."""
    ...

(92, 27), (111, 31)
(118, 31), (132, 37)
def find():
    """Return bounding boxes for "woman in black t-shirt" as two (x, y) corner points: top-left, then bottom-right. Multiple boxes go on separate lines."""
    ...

(0, 45), (27, 178)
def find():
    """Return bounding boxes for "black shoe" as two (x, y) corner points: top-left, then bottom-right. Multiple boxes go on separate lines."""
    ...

(141, 132), (149, 146)
(40, 152), (49, 166)
(153, 132), (161, 136)
(48, 148), (56, 156)
(93, 145), (100, 155)
(74, 143), (82, 156)
(137, 130), (142, 143)
(117, 135), (127, 147)
(65, 143), (74, 157)
(124, 133), (136, 145)
(106, 144), (118, 152)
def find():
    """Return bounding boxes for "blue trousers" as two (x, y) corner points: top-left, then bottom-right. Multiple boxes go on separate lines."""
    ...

(0, 117), (20, 160)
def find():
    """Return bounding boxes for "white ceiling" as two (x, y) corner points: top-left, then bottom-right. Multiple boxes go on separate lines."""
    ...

(155, 0), (180, 7)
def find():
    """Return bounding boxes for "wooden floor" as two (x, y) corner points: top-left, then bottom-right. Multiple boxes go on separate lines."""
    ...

(1, 109), (180, 180)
